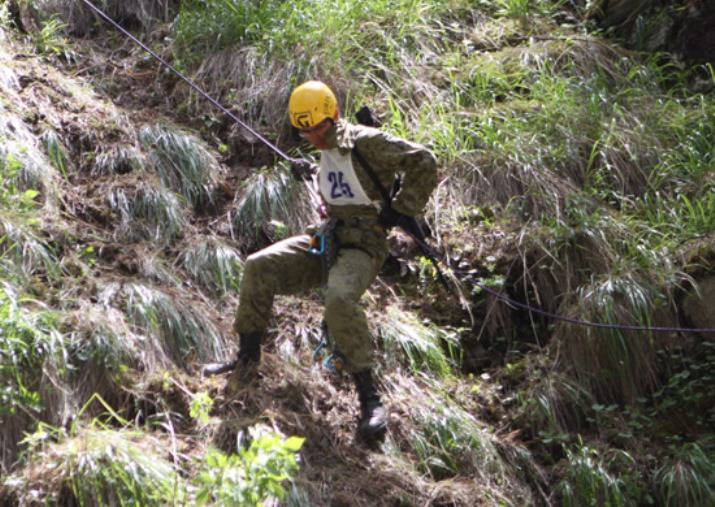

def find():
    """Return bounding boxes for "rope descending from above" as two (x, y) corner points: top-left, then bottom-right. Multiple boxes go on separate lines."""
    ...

(77, 0), (715, 336)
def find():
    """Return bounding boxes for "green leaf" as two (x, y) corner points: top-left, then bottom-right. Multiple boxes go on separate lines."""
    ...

(283, 436), (305, 452)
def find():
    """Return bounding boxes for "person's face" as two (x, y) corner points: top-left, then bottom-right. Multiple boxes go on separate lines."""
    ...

(298, 117), (335, 150)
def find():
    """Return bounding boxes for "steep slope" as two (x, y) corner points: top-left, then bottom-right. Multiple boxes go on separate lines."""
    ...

(0, 13), (542, 507)
(1, 1), (715, 505)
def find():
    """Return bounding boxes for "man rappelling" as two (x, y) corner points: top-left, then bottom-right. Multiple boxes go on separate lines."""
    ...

(204, 81), (438, 440)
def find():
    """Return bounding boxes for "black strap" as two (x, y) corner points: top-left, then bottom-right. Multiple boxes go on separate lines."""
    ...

(352, 146), (392, 207)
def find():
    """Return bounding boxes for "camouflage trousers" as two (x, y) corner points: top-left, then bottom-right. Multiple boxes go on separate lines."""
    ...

(233, 234), (386, 373)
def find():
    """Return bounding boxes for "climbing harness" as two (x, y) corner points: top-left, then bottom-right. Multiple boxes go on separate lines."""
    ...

(308, 217), (338, 284)
(79, 2), (715, 336)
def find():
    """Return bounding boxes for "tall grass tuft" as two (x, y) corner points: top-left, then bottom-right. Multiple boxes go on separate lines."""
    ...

(391, 376), (505, 481)
(93, 144), (144, 176)
(107, 180), (187, 244)
(517, 370), (593, 436)
(139, 125), (222, 210)
(98, 282), (227, 365)
(4, 426), (185, 505)
(379, 306), (460, 378)
(30, 0), (176, 34)
(177, 236), (243, 298)
(231, 166), (314, 247)
(655, 442), (715, 507)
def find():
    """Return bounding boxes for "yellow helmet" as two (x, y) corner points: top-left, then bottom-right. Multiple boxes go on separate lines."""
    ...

(288, 81), (338, 129)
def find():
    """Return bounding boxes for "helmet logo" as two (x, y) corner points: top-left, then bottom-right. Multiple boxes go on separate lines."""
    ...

(294, 112), (314, 129)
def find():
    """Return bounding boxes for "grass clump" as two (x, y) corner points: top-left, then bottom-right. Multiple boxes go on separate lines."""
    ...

(93, 144), (144, 176)
(98, 282), (227, 366)
(655, 442), (715, 507)
(231, 166), (314, 247)
(107, 180), (187, 244)
(379, 306), (461, 378)
(139, 124), (222, 210)
(177, 235), (243, 298)
(4, 424), (186, 506)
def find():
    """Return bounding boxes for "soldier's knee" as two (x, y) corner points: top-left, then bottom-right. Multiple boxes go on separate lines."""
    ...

(324, 290), (356, 319)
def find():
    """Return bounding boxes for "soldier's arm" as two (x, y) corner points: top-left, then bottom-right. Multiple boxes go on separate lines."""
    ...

(356, 129), (438, 217)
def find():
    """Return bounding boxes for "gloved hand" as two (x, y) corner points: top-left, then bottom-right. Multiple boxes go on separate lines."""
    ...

(379, 206), (412, 229)
(289, 158), (315, 181)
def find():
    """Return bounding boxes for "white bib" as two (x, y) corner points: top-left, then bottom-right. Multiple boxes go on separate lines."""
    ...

(318, 148), (372, 206)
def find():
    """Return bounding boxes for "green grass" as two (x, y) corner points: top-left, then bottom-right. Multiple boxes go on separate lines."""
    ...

(0, 285), (63, 419)
(557, 440), (641, 507)
(655, 442), (715, 507)
(177, 236), (243, 297)
(5, 426), (186, 506)
(230, 165), (313, 247)
(379, 306), (461, 378)
(107, 181), (187, 244)
(99, 282), (227, 365)
(139, 124), (222, 210)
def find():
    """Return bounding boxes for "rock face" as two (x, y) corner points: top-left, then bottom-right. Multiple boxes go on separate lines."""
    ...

(674, 1), (715, 66)
(591, 0), (715, 65)
(684, 276), (715, 341)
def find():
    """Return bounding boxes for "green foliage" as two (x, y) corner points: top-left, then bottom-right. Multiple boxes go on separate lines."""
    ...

(175, 0), (471, 68)
(195, 426), (304, 506)
(32, 17), (69, 57)
(40, 130), (69, 178)
(0, 155), (41, 213)
(189, 391), (214, 425)
(13, 425), (186, 506)
(139, 125), (221, 209)
(0, 286), (63, 418)
(558, 440), (641, 507)
(655, 442), (715, 507)
(379, 307), (461, 378)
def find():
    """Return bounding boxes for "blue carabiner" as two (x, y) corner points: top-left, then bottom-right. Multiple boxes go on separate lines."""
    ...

(308, 233), (326, 256)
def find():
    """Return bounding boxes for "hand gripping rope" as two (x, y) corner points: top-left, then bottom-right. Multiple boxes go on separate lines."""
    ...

(78, 0), (715, 335)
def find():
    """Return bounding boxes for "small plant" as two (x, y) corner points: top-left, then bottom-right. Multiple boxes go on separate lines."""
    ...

(189, 391), (214, 425)
(32, 17), (69, 57)
(195, 426), (304, 506)
(557, 440), (641, 507)
(41, 130), (69, 178)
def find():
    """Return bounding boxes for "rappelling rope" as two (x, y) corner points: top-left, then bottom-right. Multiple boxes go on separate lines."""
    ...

(78, 0), (715, 335)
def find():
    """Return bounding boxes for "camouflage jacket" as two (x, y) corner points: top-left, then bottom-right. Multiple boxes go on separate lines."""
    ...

(314, 119), (438, 259)
(320, 119), (438, 220)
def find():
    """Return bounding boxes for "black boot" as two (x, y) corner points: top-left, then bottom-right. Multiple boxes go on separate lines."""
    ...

(353, 369), (387, 439)
(202, 332), (262, 377)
